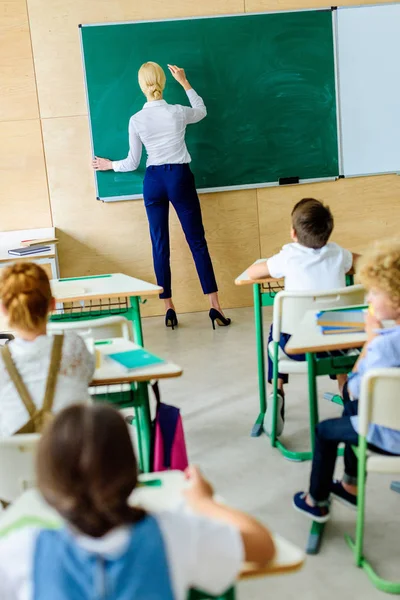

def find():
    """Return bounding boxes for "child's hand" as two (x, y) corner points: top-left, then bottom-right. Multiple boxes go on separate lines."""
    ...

(365, 311), (381, 342)
(183, 465), (214, 506)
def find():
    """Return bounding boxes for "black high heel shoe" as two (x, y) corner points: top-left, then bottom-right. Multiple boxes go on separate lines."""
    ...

(165, 308), (178, 330)
(209, 308), (231, 330)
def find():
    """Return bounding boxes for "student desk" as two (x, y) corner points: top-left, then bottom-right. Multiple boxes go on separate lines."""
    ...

(50, 273), (162, 348)
(0, 227), (59, 279)
(285, 309), (367, 555)
(235, 260), (283, 437)
(0, 472), (305, 599)
(235, 260), (355, 438)
(92, 338), (182, 473)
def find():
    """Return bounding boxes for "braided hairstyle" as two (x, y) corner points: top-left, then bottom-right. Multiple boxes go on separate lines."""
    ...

(0, 262), (52, 332)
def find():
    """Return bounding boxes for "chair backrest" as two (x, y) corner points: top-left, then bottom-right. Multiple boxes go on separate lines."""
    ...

(358, 369), (400, 436)
(0, 434), (40, 503)
(272, 285), (366, 341)
(48, 316), (133, 342)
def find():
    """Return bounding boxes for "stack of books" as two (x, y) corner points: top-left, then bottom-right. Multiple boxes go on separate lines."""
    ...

(317, 307), (366, 335)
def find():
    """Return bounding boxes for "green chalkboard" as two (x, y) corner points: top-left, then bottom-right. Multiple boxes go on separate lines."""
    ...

(81, 10), (338, 201)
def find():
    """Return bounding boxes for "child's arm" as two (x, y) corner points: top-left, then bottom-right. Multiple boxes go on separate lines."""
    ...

(348, 252), (361, 273)
(247, 261), (271, 281)
(352, 311), (381, 372)
(184, 466), (275, 565)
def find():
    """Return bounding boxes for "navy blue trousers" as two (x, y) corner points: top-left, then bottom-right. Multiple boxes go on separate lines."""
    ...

(310, 400), (397, 503)
(143, 164), (218, 299)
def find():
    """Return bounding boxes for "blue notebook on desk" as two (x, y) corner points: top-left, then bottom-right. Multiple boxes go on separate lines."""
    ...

(108, 348), (165, 370)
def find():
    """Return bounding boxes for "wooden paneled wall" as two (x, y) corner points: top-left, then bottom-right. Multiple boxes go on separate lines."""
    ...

(1, 0), (399, 317)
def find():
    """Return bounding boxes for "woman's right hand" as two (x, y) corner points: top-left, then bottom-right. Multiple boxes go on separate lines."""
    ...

(93, 157), (113, 171)
(167, 65), (191, 90)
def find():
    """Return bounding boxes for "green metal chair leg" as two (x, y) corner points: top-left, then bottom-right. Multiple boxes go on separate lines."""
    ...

(345, 438), (400, 593)
(251, 284), (267, 437)
(269, 341), (279, 448)
(266, 342), (312, 461)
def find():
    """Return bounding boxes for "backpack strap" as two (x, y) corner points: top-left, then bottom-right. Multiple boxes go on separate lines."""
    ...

(1, 345), (37, 419)
(43, 335), (64, 413)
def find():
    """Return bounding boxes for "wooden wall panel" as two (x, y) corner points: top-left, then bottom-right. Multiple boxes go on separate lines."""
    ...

(42, 115), (254, 315)
(0, 0), (38, 120)
(0, 119), (51, 230)
(27, 0), (245, 119)
(257, 175), (400, 259)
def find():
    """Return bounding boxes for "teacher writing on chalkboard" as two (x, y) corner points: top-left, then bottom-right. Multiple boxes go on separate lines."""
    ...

(93, 62), (230, 331)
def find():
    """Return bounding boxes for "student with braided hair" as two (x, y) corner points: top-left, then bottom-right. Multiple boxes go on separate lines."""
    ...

(0, 262), (94, 436)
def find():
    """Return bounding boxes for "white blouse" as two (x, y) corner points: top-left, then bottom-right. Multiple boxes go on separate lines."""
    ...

(0, 332), (95, 437)
(112, 88), (207, 172)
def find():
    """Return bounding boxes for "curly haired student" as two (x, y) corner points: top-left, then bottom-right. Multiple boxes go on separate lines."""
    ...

(293, 240), (400, 522)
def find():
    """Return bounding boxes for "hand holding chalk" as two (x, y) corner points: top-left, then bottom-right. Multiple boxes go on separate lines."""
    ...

(167, 64), (191, 91)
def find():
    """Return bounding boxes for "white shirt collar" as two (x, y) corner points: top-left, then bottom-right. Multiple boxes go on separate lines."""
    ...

(143, 100), (167, 109)
(71, 525), (131, 557)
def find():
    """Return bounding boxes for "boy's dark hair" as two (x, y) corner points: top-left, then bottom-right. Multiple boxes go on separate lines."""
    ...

(37, 404), (146, 538)
(291, 198), (334, 249)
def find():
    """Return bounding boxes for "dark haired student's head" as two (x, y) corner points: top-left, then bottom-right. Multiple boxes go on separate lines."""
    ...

(291, 198), (334, 250)
(37, 404), (145, 538)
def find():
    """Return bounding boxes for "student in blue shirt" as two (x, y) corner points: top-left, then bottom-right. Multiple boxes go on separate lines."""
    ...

(293, 240), (400, 522)
(0, 404), (275, 600)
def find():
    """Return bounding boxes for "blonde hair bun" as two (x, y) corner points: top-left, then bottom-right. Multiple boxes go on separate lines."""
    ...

(138, 62), (166, 101)
(0, 262), (52, 332)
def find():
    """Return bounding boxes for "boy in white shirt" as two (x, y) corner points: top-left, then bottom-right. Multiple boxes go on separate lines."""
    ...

(248, 198), (357, 434)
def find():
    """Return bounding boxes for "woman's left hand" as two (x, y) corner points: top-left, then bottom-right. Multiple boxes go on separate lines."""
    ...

(93, 157), (113, 171)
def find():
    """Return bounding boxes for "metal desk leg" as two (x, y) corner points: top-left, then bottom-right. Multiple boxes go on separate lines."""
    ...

(390, 481), (400, 494)
(306, 521), (326, 554)
(134, 382), (152, 473)
(251, 284), (267, 437)
(130, 296), (144, 347)
(307, 353), (319, 455)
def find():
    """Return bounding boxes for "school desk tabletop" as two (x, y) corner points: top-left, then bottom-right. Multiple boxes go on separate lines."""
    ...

(50, 273), (162, 347)
(92, 337), (183, 385)
(285, 307), (367, 355)
(285, 307), (366, 556)
(0, 227), (59, 279)
(91, 337), (182, 474)
(0, 472), (305, 581)
(234, 260), (355, 439)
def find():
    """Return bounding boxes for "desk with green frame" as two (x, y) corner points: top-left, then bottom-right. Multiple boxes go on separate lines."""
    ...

(285, 308), (367, 554)
(235, 261), (355, 439)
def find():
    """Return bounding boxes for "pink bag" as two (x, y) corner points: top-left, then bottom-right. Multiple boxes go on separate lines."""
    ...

(151, 382), (189, 472)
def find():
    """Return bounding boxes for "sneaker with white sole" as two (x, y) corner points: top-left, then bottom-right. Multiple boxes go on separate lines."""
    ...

(264, 391), (285, 437)
(293, 492), (330, 523)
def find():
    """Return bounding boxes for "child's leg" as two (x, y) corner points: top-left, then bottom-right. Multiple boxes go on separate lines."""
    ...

(336, 373), (348, 397)
(267, 325), (288, 391)
(308, 402), (359, 505)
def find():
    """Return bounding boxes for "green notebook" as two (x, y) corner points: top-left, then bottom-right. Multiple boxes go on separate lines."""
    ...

(108, 348), (165, 370)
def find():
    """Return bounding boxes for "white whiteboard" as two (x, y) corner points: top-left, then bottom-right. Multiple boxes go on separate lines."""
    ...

(337, 4), (400, 177)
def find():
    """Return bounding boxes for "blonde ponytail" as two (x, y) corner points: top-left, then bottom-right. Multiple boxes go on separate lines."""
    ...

(0, 262), (52, 332)
(138, 62), (166, 101)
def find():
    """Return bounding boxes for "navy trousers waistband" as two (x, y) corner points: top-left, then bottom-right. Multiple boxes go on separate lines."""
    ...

(147, 163), (190, 171)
